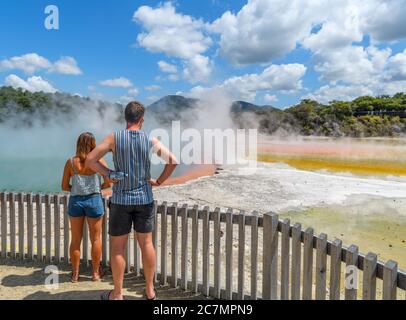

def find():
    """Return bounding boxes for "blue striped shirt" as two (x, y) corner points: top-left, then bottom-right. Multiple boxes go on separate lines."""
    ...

(111, 130), (154, 205)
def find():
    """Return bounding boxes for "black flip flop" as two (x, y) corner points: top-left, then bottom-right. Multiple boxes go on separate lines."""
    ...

(101, 290), (113, 300)
(145, 289), (157, 300)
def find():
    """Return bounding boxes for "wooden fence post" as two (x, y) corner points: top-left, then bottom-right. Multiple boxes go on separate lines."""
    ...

(63, 195), (70, 263)
(330, 239), (342, 300)
(345, 244), (359, 300)
(280, 219), (290, 300)
(27, 193), (34, 261)
(44, 194), (51, 263)
(18, 193), (24, 260)
(1, 192), (8, 258)
(316, 233), (327, 300)
(262, 213), (278, 300)
(202, 206), (210, 296)
(171, 203), (179, 288)
(213, 207), (221, 299)
(160, 202), (168, 285)
(35, 194), (43, 261)
(181, 204), (189, 290)
(250, 212), (259, 300)
(225, 208), (233, 300)
(302, 228), (314, 300)
(152, 200), (158, 283)
(191, 205), (199, 293)
(362, 252), (377, 300)
(383, 260), (398, 300)
(237, 211), (246, 300)
(9, 192), (16, 259)
(53, 194), (61, 263)
(291, 223), (302, 300)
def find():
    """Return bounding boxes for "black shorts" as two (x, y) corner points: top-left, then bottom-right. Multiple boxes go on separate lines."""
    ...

(108, 202), (155, 236)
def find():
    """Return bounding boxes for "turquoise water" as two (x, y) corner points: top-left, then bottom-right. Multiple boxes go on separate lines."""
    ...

(0, 156), (188, 193)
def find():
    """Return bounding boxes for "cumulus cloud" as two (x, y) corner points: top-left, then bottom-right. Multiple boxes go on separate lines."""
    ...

(209, 0), (328, 65)
(0, 53), (82, 75)
(158, 60), (177, 73)
(4, 74), (57, 93)
(187, 63), (306, 102)
(183, 55), (211, 83)
(134, 2), (212, 59)
(134, 2), (212, 84)
(264, 94), (278, 103)
(99, 77), (133, 88)
(145, 85), (161, 91)
(51, 57), (82, 75)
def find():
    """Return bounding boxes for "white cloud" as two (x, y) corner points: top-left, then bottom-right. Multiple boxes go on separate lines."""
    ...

(5, 74), (57, 93)
(134, 3), (212, 84)
(0, 53), (52, 74)
(187, 63), (306, 102)
(145, 85), (161, 91)
(127, 87), (139, 96)
(387, 49), (406, 81)
(99, 77), (133, 88)
(306, 85), (374, 104)
(51, 56), (82, 75)
(183, 55), (211, 83)
(209, 0), (328, 65)
(0, 53), (82, 75)
(361, 0), (406, 42)
(158, 60), (177, 73)
(264, 94), (278, 103)
(134, 2), (212, 59)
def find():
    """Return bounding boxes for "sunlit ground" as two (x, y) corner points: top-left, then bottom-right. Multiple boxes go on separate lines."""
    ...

(258, 136), (406, 270)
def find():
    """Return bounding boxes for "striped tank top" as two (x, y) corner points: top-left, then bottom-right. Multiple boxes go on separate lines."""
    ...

(111, 130), (154, 205)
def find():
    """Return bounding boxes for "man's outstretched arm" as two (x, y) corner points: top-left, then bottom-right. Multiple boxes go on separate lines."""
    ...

(150, 137), (178, 186)
(86, 134), (114, 176)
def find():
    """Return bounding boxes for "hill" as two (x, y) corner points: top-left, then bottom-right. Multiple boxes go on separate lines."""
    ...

(1, 86), (406, 137)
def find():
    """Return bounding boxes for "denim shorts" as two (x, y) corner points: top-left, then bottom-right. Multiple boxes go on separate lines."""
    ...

(68, 194), (105, 218)
(109, 202), (155, 236)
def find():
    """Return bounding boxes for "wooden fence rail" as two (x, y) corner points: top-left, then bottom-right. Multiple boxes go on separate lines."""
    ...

(0, 191), (405, 300)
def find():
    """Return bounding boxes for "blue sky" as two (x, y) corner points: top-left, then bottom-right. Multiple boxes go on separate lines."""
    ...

(1, 0), (406, 108)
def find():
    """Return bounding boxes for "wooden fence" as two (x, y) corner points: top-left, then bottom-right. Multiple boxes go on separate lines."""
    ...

(0, 191), (405, 300)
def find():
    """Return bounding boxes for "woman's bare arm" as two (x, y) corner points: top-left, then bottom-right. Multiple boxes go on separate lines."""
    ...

(61, 160), (72, 192)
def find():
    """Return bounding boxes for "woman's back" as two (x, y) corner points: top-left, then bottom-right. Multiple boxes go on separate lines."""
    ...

(69, 157), (102, 196)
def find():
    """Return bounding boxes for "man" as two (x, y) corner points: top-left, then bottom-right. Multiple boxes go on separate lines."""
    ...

(86, 101), (178, 300)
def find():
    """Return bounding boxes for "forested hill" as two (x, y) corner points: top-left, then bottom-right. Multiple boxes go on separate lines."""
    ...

(1, 86), (406, 137)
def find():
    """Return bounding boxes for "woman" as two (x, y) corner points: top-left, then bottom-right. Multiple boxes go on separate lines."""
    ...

(61, 132), (111, 282)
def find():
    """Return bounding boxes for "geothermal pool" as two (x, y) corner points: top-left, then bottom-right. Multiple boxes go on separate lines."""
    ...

(154, 136), (406, 269)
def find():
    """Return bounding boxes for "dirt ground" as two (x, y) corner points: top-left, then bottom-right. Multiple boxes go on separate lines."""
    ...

(0, 259), (208, 300)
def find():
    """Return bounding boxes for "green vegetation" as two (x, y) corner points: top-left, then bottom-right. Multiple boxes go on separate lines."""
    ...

(233, 93), (406, 137)
(0, 86), (122, 126)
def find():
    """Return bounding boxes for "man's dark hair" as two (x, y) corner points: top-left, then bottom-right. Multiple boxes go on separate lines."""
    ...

(125, 101), (145, 123)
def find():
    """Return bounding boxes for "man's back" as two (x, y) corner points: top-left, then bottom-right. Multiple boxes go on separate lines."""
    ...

(111, 129), (153, 205)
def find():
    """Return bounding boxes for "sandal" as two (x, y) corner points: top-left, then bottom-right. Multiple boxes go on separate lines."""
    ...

(145, 288), (157, 301)
(92, 265), (105, 282)
(70, 272), (79, 283)
(101, 290), (113, 300)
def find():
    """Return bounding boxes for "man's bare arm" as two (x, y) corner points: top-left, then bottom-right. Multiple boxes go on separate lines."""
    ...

(150, 137), (178, 186)
(85, 134), (114, 176)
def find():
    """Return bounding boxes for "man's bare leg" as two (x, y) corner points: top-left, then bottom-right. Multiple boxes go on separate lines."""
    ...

(110, 234), (128, 300)
(137, 232), (156, 299)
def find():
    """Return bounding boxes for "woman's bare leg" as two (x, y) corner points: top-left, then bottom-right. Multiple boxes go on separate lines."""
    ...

(87, 216), (103, 280)
(69, 216), (85, 280)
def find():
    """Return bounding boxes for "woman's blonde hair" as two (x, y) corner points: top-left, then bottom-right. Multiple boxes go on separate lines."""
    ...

(76, 132), (96, 162)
